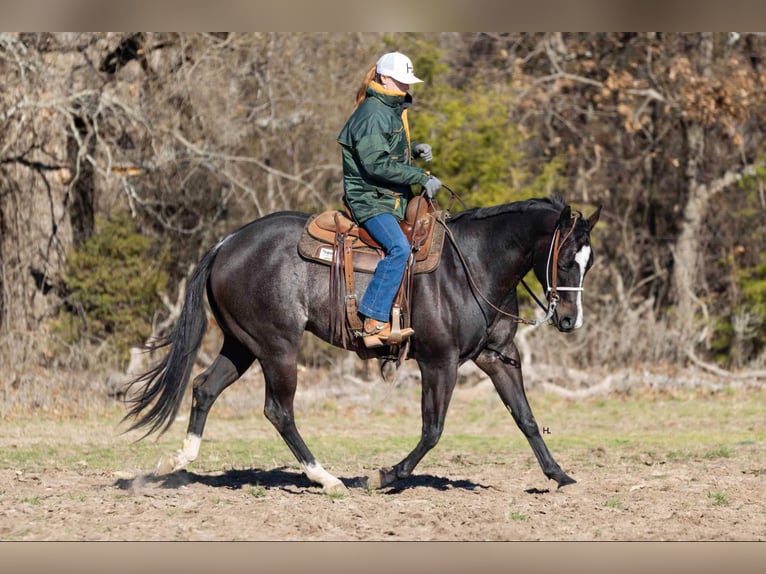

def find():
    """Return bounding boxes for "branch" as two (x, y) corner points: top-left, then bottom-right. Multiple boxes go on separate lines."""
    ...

(540, 374), (619, 399)
(533, 71), (603, 89)
(707, 165), (759, 197)
(686, 345), (766, 381)
(624, 87), (666, 103)
(0, 90), (101, 123)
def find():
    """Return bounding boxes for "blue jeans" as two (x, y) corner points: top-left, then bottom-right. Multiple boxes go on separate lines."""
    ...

(358, 213), (411, 322)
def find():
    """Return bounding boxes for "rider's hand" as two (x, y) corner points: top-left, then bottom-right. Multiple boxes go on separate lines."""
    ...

(413, 143), (433, 162)
(423, 175), (441, 199)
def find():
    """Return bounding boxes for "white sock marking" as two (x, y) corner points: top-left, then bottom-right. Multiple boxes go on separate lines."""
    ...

(175, 433), (201, 468)
(301, 461), (343, 490)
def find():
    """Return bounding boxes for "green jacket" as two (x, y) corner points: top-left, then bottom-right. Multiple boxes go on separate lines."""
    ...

(337, 82), (430, 224)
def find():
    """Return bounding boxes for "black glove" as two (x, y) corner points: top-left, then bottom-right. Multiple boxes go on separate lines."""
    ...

(422, 175), (441, 199)
(413, 143), (433, 162)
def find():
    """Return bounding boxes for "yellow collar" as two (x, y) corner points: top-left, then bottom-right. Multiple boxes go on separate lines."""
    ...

(369, 80), (406, 97)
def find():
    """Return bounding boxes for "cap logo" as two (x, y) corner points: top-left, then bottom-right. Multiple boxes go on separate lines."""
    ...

(406, 63), (413, 73)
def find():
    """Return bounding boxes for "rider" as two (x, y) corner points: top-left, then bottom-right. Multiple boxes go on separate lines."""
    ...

(337, 51), (441, 348)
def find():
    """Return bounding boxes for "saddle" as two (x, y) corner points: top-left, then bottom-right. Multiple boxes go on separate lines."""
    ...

(299, 196), (444, 273)
(297, 196), (446, 349)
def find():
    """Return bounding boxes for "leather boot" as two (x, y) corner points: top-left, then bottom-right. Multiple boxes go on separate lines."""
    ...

(362, 318), (414, 348)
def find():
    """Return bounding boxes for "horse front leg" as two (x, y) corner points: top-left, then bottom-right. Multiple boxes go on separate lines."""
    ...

(475, 345), (576, 488)
(366, 359), (458, 490)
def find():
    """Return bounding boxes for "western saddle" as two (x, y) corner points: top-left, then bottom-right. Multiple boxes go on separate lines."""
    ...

(298, 196), (446, 349)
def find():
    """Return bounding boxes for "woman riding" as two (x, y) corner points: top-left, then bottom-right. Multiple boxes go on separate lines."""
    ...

(337, 51), (441, 348)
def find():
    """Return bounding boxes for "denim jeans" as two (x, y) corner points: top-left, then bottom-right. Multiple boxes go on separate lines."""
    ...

(358, 213), (411, 322)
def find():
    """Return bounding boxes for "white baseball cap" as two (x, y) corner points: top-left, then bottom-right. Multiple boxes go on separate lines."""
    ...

(375, 52), (423, 84)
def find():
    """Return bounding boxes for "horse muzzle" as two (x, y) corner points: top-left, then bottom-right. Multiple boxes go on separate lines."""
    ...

(553, 301), (580, 333)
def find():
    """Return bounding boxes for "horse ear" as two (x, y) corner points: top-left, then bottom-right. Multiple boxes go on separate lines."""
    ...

(558, 205), (572, 226)
(587, 205), (602, 231)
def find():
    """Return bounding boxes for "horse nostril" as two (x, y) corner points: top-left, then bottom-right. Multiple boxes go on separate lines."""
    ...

(560, 317), (573, 330)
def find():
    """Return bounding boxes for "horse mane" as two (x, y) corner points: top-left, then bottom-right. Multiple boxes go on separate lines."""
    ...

(449, 196), (567, 222)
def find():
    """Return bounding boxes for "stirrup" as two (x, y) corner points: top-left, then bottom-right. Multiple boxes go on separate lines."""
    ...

(361, 314), (414, 348)
(386, 306), (411, 345)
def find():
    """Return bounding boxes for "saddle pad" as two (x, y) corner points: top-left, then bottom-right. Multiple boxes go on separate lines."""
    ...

(298, 212), (446, 274)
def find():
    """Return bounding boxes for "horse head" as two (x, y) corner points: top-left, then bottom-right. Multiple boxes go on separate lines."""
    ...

(534, 203), (601, 333)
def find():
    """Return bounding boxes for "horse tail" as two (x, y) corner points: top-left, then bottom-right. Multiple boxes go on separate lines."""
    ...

(122, 240), (224, 438)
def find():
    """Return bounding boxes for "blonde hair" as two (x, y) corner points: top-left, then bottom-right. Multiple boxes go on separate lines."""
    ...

(354, 63), (378, 110)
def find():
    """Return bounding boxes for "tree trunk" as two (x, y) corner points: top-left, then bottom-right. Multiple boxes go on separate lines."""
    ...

(671, 33), (714, 347)
(67, 112), (95, 247)
(673, 123), (707, 342)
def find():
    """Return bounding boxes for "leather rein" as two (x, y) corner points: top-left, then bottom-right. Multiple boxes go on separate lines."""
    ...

(432, 185), (582, 327)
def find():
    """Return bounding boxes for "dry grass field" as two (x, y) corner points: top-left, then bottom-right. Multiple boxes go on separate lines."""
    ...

(0, 362), (764, 541)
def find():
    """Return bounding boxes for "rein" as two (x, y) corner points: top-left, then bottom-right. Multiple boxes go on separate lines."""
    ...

(433, 184), (581, 327)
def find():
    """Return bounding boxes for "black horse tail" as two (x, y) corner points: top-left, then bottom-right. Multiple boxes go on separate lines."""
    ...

(122, 240), (224, 438)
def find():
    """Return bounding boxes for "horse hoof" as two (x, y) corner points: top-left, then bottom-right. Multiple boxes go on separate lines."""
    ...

(365, 467), (396, 490)
(324, 481), (349, 497)
(155, 454), (178, 476)
(365, 470), (383, 490)
(556, 474), (577, 489)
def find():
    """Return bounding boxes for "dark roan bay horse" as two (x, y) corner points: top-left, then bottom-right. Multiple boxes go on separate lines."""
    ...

(124, 196), (601, 494)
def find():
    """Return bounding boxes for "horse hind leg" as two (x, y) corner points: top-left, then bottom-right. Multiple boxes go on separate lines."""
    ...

(156, 338), (254, 475)
(260, 355), (348, 496)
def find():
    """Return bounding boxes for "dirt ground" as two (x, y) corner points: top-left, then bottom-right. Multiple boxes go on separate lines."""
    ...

(2, 449), (763, 541)
(1, 368), (764, 541)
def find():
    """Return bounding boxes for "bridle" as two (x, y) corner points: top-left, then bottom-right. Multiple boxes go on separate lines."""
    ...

(545, 212), (584, 299)
(521, 211), (583, 325)
(433, 189), (584, 327)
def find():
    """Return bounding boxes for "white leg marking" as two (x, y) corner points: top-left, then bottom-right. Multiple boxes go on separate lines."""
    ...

(301, 461), (344, 491)
(573, 245), (591, 329)
(175, 433), (201, 469)
(155, 433), (201, 475)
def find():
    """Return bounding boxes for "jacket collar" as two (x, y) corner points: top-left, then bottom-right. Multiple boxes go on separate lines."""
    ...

(367, 81), (413, 109)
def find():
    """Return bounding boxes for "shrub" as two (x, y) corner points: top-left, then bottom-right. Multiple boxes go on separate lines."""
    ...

(53, 216), (169, 367)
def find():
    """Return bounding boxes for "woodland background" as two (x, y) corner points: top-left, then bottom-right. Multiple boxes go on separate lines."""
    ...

(2, 32), (766, 397)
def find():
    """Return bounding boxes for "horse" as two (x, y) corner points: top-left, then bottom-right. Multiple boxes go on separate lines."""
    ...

(124, 196), (601, 494)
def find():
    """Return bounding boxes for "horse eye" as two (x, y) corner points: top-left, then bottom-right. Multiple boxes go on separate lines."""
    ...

(558, 251), (576, 267)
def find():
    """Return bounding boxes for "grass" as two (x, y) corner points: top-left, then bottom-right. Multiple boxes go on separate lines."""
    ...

(0, 385), (763, 479)
(246, 485), (266, 498)
(603, 498), (624, 510)
(509, 511), (528, 522)
(704, 446), (733, 459)
(707, 491), (729, 506)
(323, 490), (347, 500)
